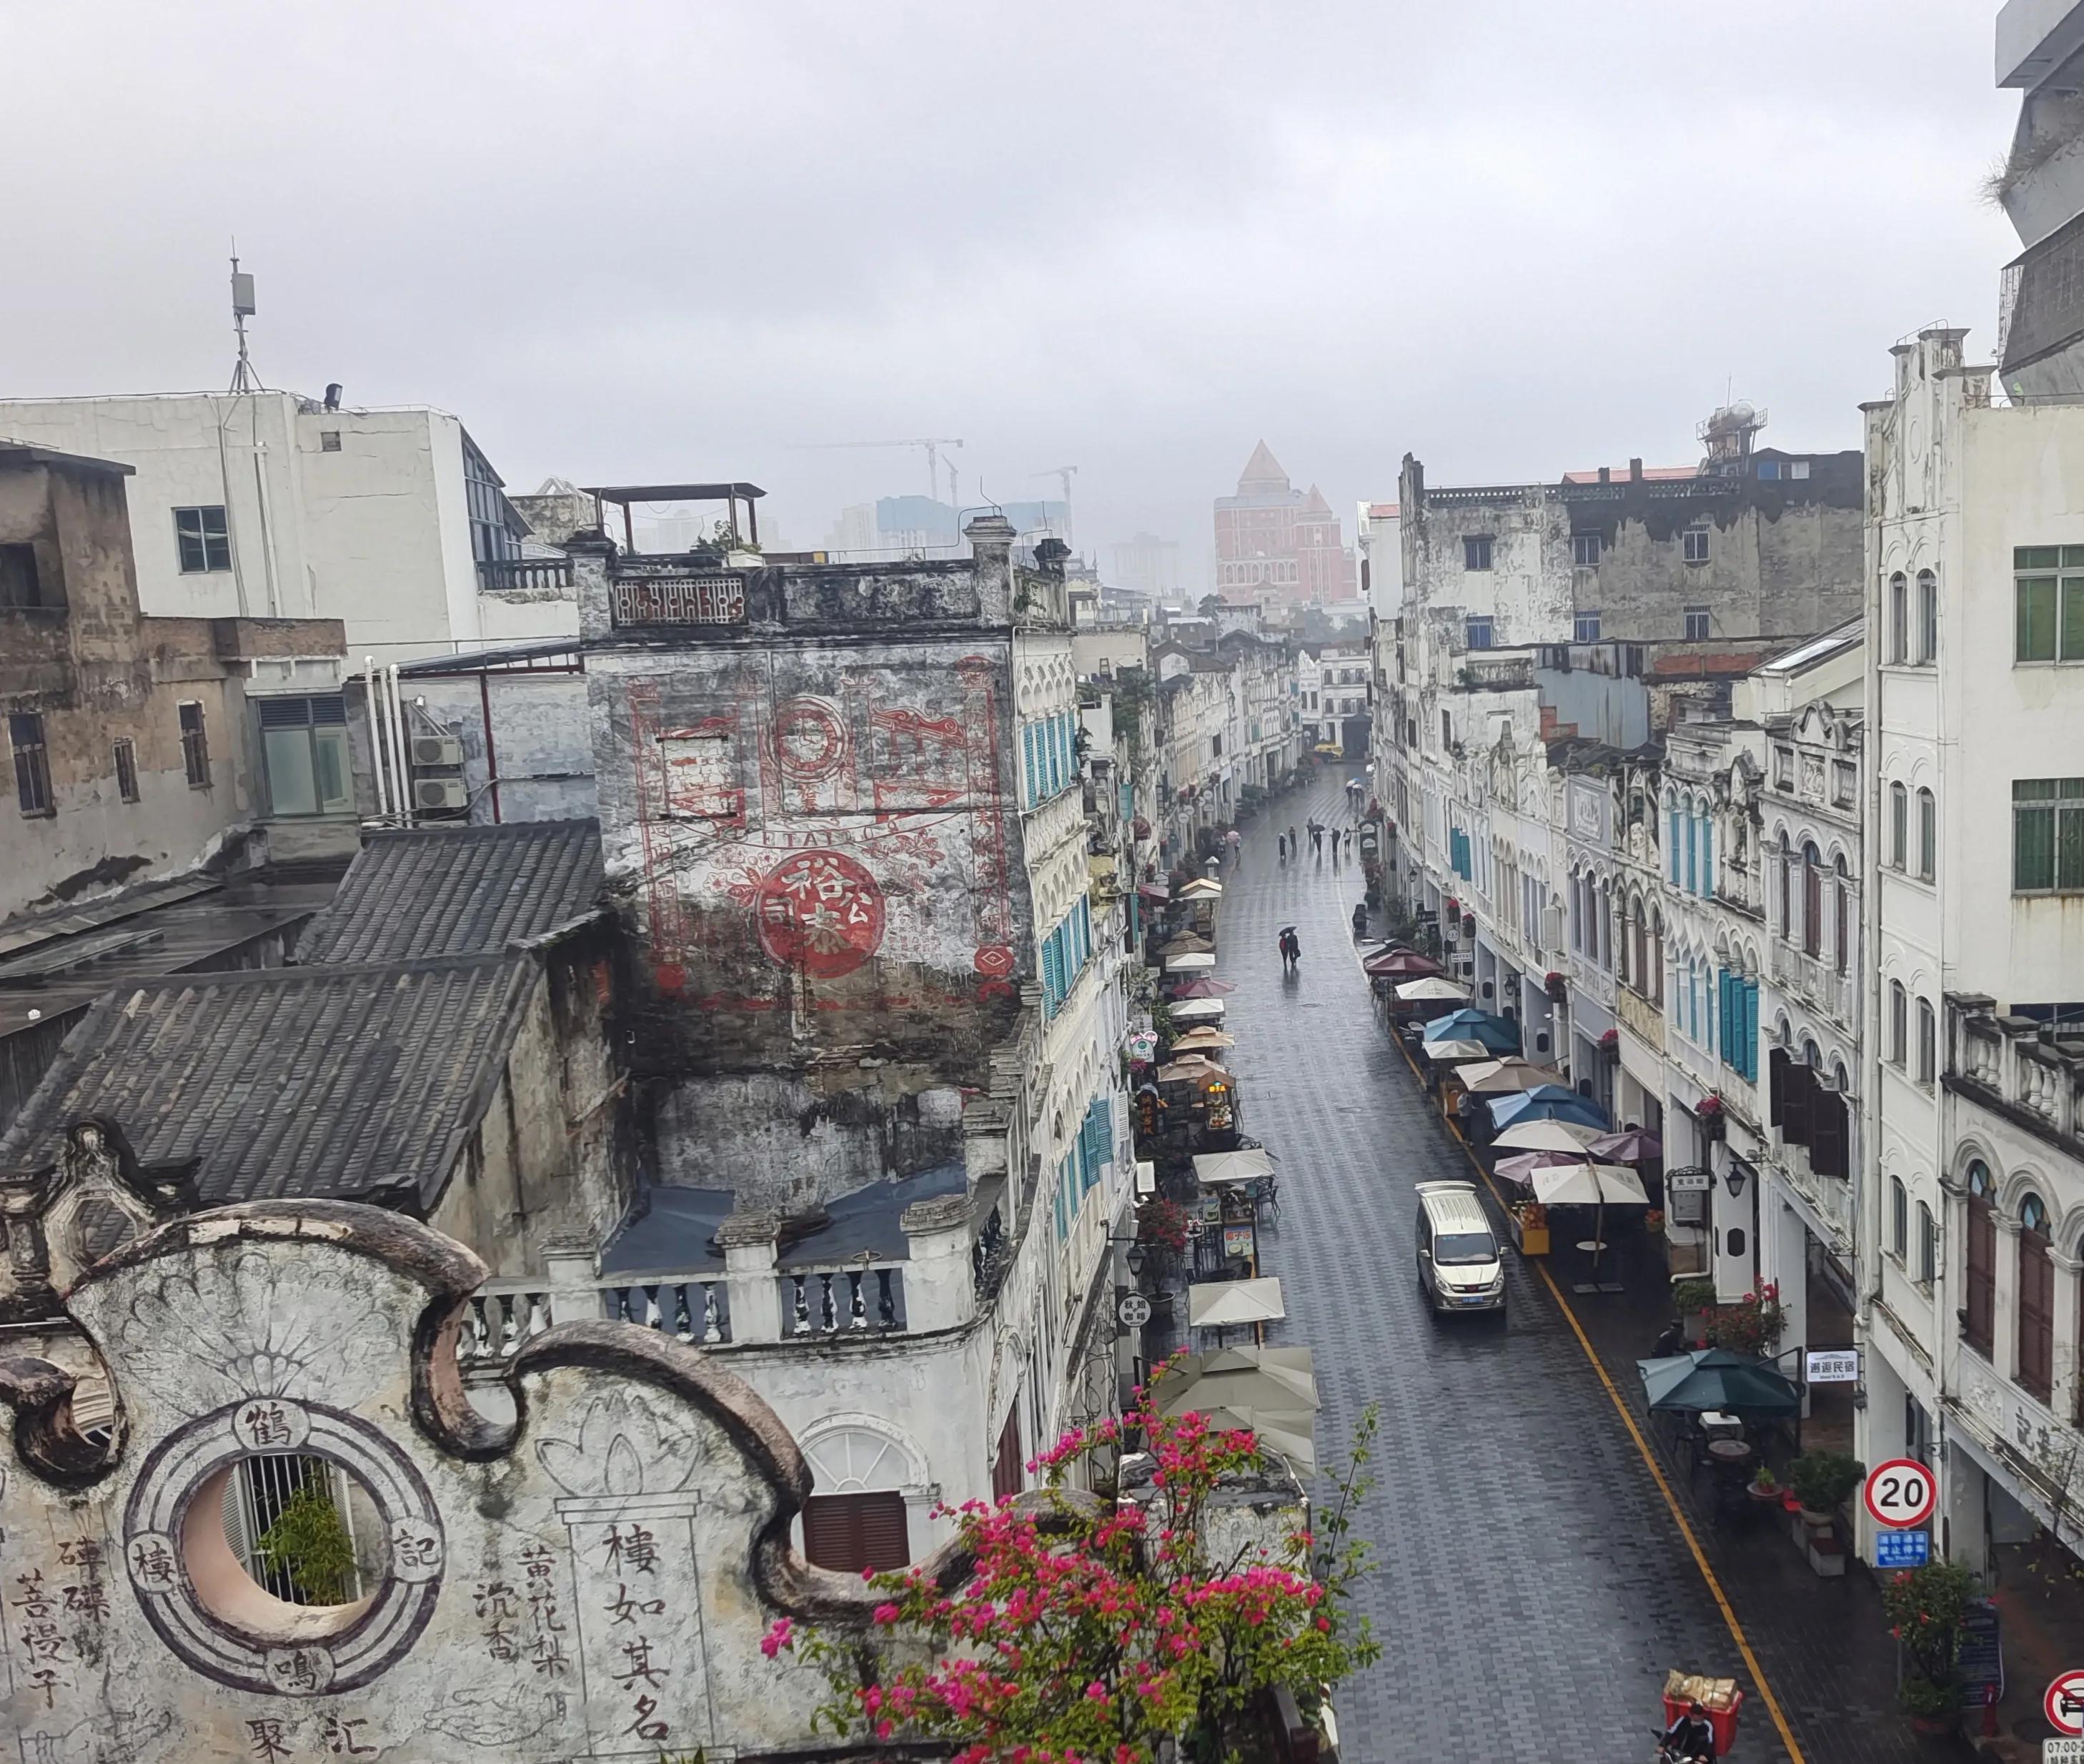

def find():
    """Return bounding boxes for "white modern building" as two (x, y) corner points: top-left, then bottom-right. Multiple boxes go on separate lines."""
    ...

(0, 391), (572, 664)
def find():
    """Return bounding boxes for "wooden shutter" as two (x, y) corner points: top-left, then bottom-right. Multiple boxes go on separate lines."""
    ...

(802, 1492), (910, 1574)
(1966, 1199), (1996, 1357)
(1782, 1059), (1815, 1147)
(2020, 1234), (2055, 1401)
(1810, 1086), (1847, 1179)
(992, 1409), (1023, 1502)
(1769, 1046), (1787, 1126)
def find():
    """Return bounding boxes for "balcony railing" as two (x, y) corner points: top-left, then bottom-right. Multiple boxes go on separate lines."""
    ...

(458, 1273), (732, 1370)
(1767, 940), (1857, 1031)
(1952, 1001), (2084, 1150)
(1457, 655), (1536, 690)
(1616, 983), (1663, 1047)
(782, 1262), (907, 1334)
(477, 556), (575, 594)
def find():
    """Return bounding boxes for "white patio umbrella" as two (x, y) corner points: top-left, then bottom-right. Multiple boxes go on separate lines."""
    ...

(1192, 1149), (1276, 1185)
(1169, 998), (1227, 1021)
(1491, 1118), (1607, 1154)
(1187, 1277), (1286, 1329)
(1159, 1346), (1319, 1413)
(1396, 976), (1471, 1004)
(1166, 951), (1218, 972)
(1530, 1162), (1649, 1208)
(1421, 1038), (1492, 1064)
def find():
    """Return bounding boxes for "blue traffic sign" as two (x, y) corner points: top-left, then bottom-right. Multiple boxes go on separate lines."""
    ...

(1875, 1528), (1930, 1568)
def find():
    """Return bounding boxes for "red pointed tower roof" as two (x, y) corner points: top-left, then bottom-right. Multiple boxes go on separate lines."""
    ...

(1299, 483), (1334, 515)
(1237, 441), (1289, 495)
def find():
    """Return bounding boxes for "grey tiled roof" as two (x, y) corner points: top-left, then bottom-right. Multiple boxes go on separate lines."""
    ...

(296, 819), (603, 965)
(0, 958), (535, 1210)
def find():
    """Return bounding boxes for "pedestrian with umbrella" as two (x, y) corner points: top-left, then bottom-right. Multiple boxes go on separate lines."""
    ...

(1277, 926), (1301, 973)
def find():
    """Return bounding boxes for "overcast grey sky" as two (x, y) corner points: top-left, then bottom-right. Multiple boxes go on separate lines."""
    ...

(1, 1), (2020, 581)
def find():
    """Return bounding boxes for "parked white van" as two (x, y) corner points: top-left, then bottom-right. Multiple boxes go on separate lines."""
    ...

(1414, 1180), (1506, 1317)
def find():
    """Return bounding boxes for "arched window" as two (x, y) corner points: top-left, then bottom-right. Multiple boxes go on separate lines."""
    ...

(1651, 908), (1664, 1006)
(1890, 570), (1908, 664)
(1890, 981), (1907, 1066)
(1700, 807), (1715, 898)
(1965, 1161), (1995, 1356)
(1684, 806), (1698, 895)
(1889, 1176), (1908, 1258)
(1599, 883), (1614, 971)
(1800, 1036), (1821, 1069)
(1777, 834), (1793, 939)
(2019, 1191), (2054, 1401)
(1666, 796), (1681, 886)
(1890, 783), (1907, 869)
(1917, 1201), (1937, 1285)
(1834, 856), (1852, 976)
(1917, 788), (1936, 881)
(1917, 998), (1936, 1085)
(1802, 841), (1823, 958)
(1917, 568), (1937, 664)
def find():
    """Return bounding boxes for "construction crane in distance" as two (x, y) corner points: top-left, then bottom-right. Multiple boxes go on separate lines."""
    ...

(788, 438), (964, 505)
(1032, 465), (1078, 552)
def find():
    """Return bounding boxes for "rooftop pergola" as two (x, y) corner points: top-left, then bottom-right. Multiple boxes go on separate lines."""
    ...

(581, 482), (767, 553)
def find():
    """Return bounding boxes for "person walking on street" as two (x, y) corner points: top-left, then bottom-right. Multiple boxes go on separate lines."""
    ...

(1344, 826), (1354, 857)
(1224, 826), (1241, 865)
(1288, 824), (1298, 858)
(1278, 928), (1301, 972)
(1277, 833), (1288, 863)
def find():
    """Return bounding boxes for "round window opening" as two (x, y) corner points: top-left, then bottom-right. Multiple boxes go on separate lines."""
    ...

(183, 1455), (381, 1642)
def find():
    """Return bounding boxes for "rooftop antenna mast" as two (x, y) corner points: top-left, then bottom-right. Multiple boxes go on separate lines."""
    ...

(227, 249), (261, 394)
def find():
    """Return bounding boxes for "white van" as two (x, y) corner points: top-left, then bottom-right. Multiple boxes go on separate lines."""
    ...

(1414, 1181), (1506, 1317)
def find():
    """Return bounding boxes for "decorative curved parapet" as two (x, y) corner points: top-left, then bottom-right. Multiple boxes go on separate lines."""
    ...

(0, 1199), (971, 1762)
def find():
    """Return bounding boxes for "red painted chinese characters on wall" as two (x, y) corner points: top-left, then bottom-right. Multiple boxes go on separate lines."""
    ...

(755, 851), (885, 977)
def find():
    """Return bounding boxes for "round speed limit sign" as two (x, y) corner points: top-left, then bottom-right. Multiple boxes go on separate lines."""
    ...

(1863, 1457), (1938, 1529)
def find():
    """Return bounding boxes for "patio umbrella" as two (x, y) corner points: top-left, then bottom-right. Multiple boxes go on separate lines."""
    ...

(1158, 1346), (1319, 1413)
(1136, 883), (1171, 903)
(1160, 933), (1215, 956)
(1491, 1148), (1588, 1186)
(1168, 977), (1236, 998)
(1187, 1277), (1286, 1328)
(1177, 1404), (1317, 1474)
(1531, 1161), (1649, 1209)
(1589, 1129), (1664, 1163)
(1421, 1039), (1492, 1064)
(1192, 1149), (1276, 1185)
(1419, 1009), (1519, 1054)
(1488, 1086), (1608, 1131)
(1179, 878), (1224, 898)
(1458, 1058), (1564, 1095)
(1157, 1059), (1233, 1084)
(1637, 1347), (1802, 1419)
(1490, 1117), (1607, 1154)
(1169, 998), (1228, 1021)
(1396, 976), (1470, 1004)
(1364, 950), (1444, 979)
(1166, 951), (1217, 973)
(1172, 1027), (1237, 1051)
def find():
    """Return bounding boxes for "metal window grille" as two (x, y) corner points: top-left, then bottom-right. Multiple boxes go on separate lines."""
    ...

(112, 738), (139, 804)
(9, 712), (51, 815)
(223, 1455), (364, 1605)
(179, 702), (210, 788)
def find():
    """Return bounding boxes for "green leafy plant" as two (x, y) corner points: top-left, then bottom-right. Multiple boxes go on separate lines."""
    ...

(764, 1379), (1380, 1763)
(253, 1477), (359, 1606)
(1882, 1557), (1977, 1713)
(1672, 1279), (1716, 1314)
(1788, 1451), (1865, 1516)
(1704, 1282), (1787, 1355)
(1896, 1670), (1958, 1722)
(1750, 1462), (1777, 1495)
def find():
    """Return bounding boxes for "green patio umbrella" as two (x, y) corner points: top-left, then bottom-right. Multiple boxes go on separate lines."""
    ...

(1637, 1347), (1802, 1418)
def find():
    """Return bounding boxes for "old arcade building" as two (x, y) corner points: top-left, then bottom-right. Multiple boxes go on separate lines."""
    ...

(570, 510), (1134, 1566)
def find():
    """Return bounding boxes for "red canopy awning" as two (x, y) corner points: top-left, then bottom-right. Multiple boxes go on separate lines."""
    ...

(1136, 883), (1171, 903)
(1364, 950), (1444, 979)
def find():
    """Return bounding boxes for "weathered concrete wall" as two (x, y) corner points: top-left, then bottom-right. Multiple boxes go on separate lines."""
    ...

(0, 1201), (898, 1763)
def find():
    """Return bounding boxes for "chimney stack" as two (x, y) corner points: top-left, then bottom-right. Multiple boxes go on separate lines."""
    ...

(1628, 457), (1643, 483)
(1598, 466), (1611, 485)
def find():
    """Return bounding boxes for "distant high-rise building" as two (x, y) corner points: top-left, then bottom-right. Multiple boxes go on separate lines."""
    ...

(824, 497), (1063, 560)
(1111, 531), (1181, 599)
(1212, 442), (1356, 607)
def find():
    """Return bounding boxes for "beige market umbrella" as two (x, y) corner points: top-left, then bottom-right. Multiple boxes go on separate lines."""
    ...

(1179, 877), (1224, 896)
(1531, 1161), (1650, 1208)
(1459, 1059), (1566, 1096)
(1491, 1118), (1607, 1154)
(1157, 1059), (1233, 1084)
(1166, 951), (1217, 973)
(1396, 976), (1471, 1004)
(1192, 1149), (1276, 1185)
(1160, 933), (1216, 956)
(1172, 1027), (1237, 1051)
(1421, 1039), (1492, 1064)
(1182, 1404), (1317, 1474)
(1187, 1277), (1286, 1328)
(1159, 1346), (1319, 1413)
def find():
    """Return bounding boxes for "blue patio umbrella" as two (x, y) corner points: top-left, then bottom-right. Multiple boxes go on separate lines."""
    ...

(1418, 1009), (1520, 1054)
(1487, 1086), (1609, 1131)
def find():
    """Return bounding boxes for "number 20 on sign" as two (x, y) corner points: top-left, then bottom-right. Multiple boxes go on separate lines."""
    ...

(1863, 1457), (1938, 1530)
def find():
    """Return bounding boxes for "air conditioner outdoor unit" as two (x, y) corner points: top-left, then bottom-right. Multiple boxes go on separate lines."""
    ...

(1539, 903), (1567, 948)
(414, 777), (468, 811)
(412, 733), (465, 768)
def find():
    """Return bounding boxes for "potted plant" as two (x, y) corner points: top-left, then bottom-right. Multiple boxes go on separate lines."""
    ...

(1672, 1278), (1715, 1346)
(1747, 1461), (1780, 1502)
(1704, 1283), (1787, 1357)
(1882, 1559), (1977, 1735)
(1789, 1450), (1864, 1518)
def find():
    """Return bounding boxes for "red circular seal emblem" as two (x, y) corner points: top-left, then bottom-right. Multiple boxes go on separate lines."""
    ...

(973, 945), (1015, 978)
(769, 698), (850, 782)
(755, 851), (885, 978)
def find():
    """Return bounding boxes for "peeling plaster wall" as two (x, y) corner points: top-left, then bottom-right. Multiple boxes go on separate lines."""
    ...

(0, 1204), (896, 1763)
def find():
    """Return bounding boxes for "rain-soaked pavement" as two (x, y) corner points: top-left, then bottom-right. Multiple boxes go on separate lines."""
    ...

(1204, 772), (1811, 1763)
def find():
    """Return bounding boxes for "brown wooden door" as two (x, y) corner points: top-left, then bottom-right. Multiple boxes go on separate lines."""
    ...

(991, 1408), (1023, 1503)
(1965, 1196), (1996, 1357)
(802, 1492), (910, 1573)
(2020, 1229), (2055, 1402)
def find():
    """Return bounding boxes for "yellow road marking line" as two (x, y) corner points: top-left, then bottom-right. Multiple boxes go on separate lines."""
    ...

(1366, 986), (1809, 1764)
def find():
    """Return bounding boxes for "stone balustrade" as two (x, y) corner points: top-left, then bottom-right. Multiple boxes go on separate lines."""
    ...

(1768, 939), (1858, 1033)
(1948, 995), (2084, 1154)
